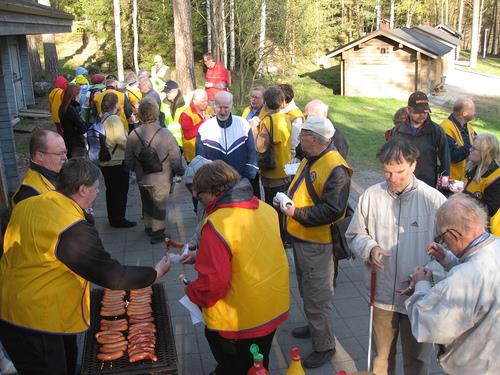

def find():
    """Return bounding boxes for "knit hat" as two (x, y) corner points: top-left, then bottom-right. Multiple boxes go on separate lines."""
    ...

(91, 73), (105, 84)
(163, 80), (179, 94)
(74, 66), (88, 76)
(54, 76), (68, 90)
(184, 156), (212, 185)
(408, 91), (431, 113)
(153, 55), (163, 63)
(301, 116), (335, 139)
(74, 75), (89, 86)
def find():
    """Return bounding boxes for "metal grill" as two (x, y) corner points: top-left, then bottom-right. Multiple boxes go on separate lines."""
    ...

(80, 283), (177, 375)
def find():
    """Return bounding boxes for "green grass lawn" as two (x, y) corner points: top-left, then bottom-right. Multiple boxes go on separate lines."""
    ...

(459, 51), (500, 76)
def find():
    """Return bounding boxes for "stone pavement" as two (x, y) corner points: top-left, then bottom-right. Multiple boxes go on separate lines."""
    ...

(87, 176), (445, 375)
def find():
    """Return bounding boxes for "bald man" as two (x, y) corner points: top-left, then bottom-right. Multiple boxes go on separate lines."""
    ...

(303, 99), (349, 159)
(12, 130), (67, 205)
(440, 98), (477, 183)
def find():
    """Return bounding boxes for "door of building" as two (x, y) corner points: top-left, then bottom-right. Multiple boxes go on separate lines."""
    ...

(8, 41), (25, 111)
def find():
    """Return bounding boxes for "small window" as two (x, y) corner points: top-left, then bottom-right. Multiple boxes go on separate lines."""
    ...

(380, 48), (388, 54)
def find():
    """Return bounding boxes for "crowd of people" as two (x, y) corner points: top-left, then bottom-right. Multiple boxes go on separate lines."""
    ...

(0, 53), (498, 375)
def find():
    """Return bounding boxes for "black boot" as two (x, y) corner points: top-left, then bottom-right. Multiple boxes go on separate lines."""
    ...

(150, 230), (166, 244)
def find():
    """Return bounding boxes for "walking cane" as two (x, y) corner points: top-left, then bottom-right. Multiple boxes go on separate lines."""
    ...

(367, 267), (377, 371)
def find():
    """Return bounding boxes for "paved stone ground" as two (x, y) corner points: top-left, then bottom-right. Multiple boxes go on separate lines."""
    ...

(81, 174), (445, 375)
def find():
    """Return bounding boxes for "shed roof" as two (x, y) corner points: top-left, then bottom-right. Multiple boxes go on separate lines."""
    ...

(435, 24), (463, 39)
(0, 0), (73, 36)
(326, 27), (452, 60)
(414, 25), (461, 46)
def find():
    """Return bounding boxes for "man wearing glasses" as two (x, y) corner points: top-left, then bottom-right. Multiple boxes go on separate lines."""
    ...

(405, 194), (499, 374)
(346, 138), (447, 375)
(12, 130), (67, 205)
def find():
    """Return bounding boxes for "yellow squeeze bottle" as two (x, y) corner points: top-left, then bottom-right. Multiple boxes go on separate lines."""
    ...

(286, 347), (305, 375)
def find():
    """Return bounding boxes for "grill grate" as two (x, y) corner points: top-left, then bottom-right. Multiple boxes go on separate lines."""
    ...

(80, 283), (178, 375)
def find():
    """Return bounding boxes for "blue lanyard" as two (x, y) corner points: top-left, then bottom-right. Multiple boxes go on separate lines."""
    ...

(465, 232), (491, 252)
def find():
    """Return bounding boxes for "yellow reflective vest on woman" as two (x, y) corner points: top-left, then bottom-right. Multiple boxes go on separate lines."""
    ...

(441, 118), (475, 183)
(0, 191), (90, 334)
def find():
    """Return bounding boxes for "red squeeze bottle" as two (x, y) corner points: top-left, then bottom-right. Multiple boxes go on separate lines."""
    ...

(248, 344), (269, 375)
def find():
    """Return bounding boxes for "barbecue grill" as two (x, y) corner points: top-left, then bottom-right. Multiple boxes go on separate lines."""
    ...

(81, 283), (178, 375)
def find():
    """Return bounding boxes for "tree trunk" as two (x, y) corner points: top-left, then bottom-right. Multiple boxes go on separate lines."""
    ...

(458, 0), (464, 32)
(132, 0), (139, 73)
(494, 0), (500, 55)
(207, 0), (212, 52)
(470, 0), (481, 67)
(445, 0), (449, 25)
(173, 0), (195, 93)
(221, 0), (227, 67)
(376, 0), (381, 29)
(390, 0), (395, 28)
(113, 0), (124, 80)
(257, 0), (266, 75)
(27, 35), (43, 81)
(229, 0), (235, 71)
(38, 0), (59, 83)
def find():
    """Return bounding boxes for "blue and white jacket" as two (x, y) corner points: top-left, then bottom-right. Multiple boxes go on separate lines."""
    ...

(196, 114), (258, 180)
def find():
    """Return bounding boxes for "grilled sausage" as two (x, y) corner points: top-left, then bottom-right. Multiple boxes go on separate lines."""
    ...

(99, 339), (128, 350)
(129, 352), (158, 363)
(100, 308), (126, 317)
(96, 333), (124, 344)
(129, 316), (154, 324)
(99, 343), (127, 353)
(97, 350), (124, 362)
(128, 322), (156, 331)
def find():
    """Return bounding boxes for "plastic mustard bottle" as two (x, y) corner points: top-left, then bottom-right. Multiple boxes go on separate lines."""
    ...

(286, 347), (305, 375)
(247, 344), (269, 375)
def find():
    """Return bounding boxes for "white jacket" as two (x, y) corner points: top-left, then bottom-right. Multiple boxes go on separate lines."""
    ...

(405, 236), (500, 374)
(346, 176), (446, 313)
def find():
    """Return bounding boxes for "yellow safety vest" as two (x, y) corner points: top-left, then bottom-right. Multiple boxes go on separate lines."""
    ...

(287, 108), (304, 123)
(12, 168), (56, 206)
(259, 113), (291, 179)
(0, 191), (90, 334)
(466, 167), (500, 236)
(241, 106), (267, 120)
(94, 89), (129, 133)
(48, 87), (63, 123)
(180, 105), (214, 163)
(287, 150), (351, 243)
(160, 101), (188, 147)
(202, 203), (290, 332)
(440, 118), (475, 183)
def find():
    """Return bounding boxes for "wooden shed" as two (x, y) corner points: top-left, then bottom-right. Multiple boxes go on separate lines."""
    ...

(325, 28), (452, 98)
(0, 0), (72, 204)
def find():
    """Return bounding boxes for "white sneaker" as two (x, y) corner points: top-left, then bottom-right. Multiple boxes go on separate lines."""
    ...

(0, 357), (17, 375)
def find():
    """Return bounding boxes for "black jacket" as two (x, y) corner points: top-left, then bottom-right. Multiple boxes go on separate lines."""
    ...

(392, 117), (450, 188)
(59, 100), (88, 150)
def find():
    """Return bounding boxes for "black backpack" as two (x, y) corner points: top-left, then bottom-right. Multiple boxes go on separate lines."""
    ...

(133, 128), (167, 174)
(87, 113), (117, 164)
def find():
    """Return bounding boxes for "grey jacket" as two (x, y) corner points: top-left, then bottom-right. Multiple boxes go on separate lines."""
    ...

(346, 176), (446, 313)
(125, 121), (184, 186)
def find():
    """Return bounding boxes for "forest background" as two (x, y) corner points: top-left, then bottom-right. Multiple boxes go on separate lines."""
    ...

(26, 0), (500, 167)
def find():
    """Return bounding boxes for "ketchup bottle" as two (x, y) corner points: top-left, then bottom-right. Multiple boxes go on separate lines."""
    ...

(247, 344), (269, 375)
(286, 347), (305, 375)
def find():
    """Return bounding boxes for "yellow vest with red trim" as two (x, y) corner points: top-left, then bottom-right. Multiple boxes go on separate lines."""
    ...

(202, 203), (290, 332)
(466, 167), (500, 236)
(0, 191), (90, 334)
(181, 106), (214, 162)
(94, 89), (129, 133)
(241, 106), (267, 120)
(48, 87), (63, 123)
(440, 118), (475, 183)
(259, 113), (291, 179)
(287, 108), (304, 123)
(12, 168), (56, 206)
(287, 150), (351, 243)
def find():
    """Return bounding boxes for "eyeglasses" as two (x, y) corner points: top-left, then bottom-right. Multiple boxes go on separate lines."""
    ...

(434, 228), (461, 244)
(40, 150), (67, 157)
(299, 131), (314, 138)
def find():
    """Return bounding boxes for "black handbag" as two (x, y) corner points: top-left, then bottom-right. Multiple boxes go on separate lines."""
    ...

(255, 115), (277, 170)
(303, 163), (354, 260)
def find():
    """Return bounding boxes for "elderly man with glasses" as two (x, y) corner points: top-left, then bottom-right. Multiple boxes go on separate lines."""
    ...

(405, 194), (500, 374)
(12, 130), (67, 205)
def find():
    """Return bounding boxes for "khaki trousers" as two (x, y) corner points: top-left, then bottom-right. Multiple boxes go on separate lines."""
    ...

(372, 307), (432, 375)
(292, 240), (335, 352)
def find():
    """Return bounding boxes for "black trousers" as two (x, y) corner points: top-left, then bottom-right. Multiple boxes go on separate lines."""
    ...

(0, 320), (77, 375)
(263, 184), (289, 243)
(204, 327), (275, 375)
(250, 173), (261, 199)
(101, 163), (130, 224)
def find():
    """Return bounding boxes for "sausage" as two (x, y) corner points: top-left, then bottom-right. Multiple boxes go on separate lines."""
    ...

(129, 317), (154, 324)
(96, 333), (124, 345)
(97, 350), (124, 362)
(128, 333), (156, 342)
(100, 322), (128, 332)
(100, 318), (127, 326)
(99, 343), (127, 353)
(127, 302), (151, 308)
(95, 330), (123, 338)
(128, 329), (156, 340)
(165, 237), (184, 249)
(127, 347), (155, 358)
(127, 308), (152, 316)
(129, 337), (156, 346)
(128, 342), (155, 351)
(99, 339), (128, 350)
(100, 308), (126, 317)
(129, 352), (158, 363)
(101, 300), (125, 306)
(128, 322), (156, 331)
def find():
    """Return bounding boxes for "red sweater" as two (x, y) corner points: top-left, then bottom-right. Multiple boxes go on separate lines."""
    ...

(205, 61), (230, 101)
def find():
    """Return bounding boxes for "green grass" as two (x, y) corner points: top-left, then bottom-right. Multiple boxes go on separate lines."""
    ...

(460, 51), (500, 76)
(233, 63), (499, 168)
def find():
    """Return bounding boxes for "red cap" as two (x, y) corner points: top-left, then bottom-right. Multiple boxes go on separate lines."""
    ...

(91, 73), (105, 84)
(291, 347), (301, 361)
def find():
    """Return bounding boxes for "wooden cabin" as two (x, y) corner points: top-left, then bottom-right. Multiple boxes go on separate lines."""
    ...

(325, 28), (452, 98)
(0, 1), (72, 211)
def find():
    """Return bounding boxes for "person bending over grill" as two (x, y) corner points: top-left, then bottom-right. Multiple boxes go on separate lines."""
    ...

(0, 158), (171, 375)
(186, 160), (290, 375)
